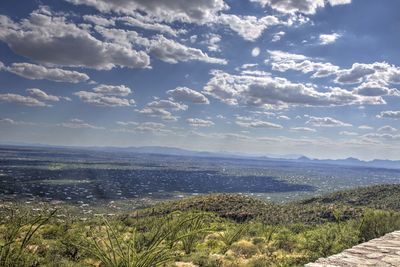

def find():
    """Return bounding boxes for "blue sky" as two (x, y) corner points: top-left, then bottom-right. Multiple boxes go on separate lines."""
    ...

(0, 0), (400, 160)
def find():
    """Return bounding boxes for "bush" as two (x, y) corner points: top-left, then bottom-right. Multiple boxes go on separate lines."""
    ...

(230, 240), (259, 258)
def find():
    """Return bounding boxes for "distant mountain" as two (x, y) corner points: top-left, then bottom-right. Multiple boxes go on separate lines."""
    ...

(1, 143), (399, 170)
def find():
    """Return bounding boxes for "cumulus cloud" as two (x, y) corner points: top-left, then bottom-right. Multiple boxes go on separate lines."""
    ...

(147, 99), (188, 111)
(74, 91), (135, 107)
(0, 93), (47, 107)
(167, 87), (210, 104)
(66, 0), (228, 24)
(93, 84), (132, 96)
(267, 50), (339, 78)
(5, 62), (90, 83)
(137, 107), (178, 121)
(353, 81), (400, 97)
(0, 8), (150, 70)
(187, 118), (215, 127)
(218, 14), (280, 41)
(306, 116), (352, 127)
(250, 0), (351, 14)
(149, 35), (227, 64)
(202, 70), (383, 108)
(377, 110), (400, 119)
(26, 88), (60, 102)
(319, 33), (341, 45)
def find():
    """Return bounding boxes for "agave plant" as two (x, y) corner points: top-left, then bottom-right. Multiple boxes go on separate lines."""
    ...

(0, 209), (56, 267)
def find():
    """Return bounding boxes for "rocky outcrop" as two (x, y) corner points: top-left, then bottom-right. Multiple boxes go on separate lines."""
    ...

(305, 231), (400, 266)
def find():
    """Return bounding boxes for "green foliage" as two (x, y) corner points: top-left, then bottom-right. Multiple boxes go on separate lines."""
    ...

(1, 185), (400, 266)
(0, 209), (56, 267)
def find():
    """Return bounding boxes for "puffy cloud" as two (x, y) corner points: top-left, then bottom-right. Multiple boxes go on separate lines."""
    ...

(200, 33), (221, 52)
(377, 110), (400, 119)
(74, 91), (135, 107)
(187, 118), (215, 127)
(267, 50), (339, 78)
(250, 0), (351, 14)
(93, 84), (132, 96)
(5, 62), (90, 83)
(149, 35), (227, 64)
(93, 26), (151, 48)
(319, 33), (341, 45)
(26, 88), (60, 102)
(134, 122), (169, 133)
(335, 63), (376, 84)
(353, 81), (400, 97)
(66, 0), (228, 24)
(203, 70), (383, 108)
(218, 14), (280, 41)
(377, 125), (397, 133)
(137, 107), (178, 121)
(147, 99), (188, 111)
(290, 127), (316, 132)
(306, 116), (352, 127)
(0, 8), (150, 70)
(167, 87), (209, 104)
(0, 93), (47, 107)
(58, 118), (103, 129)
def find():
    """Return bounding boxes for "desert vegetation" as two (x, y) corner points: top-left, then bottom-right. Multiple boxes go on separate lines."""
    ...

(1, 185), (400, 266)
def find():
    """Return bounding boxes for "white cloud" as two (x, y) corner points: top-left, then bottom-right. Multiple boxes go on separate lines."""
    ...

(149, 35), (227, 64)
(119, 16), (180, 36)
(358, 125), (374, 130)
(83, 15), (115, 27)
(26, 88), (60, 102)
(377, 110), (400, 119)
(218, 14), (280, 41)
(235, 117), (283, 129)
(93, 84), (132, 96)
(74, 91), (135, 107)
(203, 70), (383, 108)
(319, 33), (341, 45)
(187, 118), (215, 127)
(116, 121), (139, 127)
(251, 47), (261, 57)
(58, 118), (103, 129)
(201, 33), (222, 52)
(353, 81), (400, 97)
(0, 93), (47, 107)
(290, 127), (316, 132)
(167, 87), (209, 104)
(66, 0), (228, 24)
(339, 131), (358, 136)
(271, 31), (285, 42)
(0, 8), (150, 70)
(250, 0), (351, 14)
(306, 116), (352, 127)
(5, 62), (90, 83)
(377, 125), (397, 133)
(267, 50), (339, 78)
(137, 107), (178, 121)
(147, 99), (188, 111)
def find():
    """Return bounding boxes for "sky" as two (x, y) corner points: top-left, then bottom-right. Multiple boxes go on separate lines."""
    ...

(0, 0), (400, 160)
